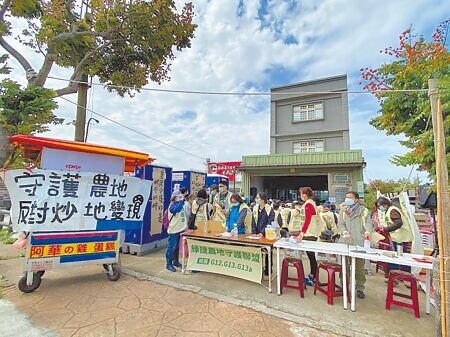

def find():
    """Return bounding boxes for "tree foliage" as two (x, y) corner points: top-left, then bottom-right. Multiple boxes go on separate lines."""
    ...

(364, 178), (420, 209)
(0, 0), (196, 167)
(0, 79), (61, 135)
(360, 19), (450, 179)
(0, 0), (197, 97)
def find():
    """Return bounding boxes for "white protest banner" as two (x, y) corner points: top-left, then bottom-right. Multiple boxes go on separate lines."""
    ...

(186, 239), (262, 284)
(2, 169), (152, 232)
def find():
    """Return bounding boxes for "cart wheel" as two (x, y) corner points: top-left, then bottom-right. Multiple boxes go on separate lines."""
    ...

(37, 270), (45, 277)
(18, 273), (41, 293)
(106, 263), (121, 281)
(102, 264), (109, 271)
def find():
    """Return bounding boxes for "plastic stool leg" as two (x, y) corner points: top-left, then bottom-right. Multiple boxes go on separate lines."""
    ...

(385, 277), (394, 310)
(327, 270), (335, 305)
(314, 267), (320, 295)
(411, 281), (420, 318)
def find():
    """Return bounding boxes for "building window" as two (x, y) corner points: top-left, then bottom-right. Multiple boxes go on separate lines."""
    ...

(293, 103), (323, 122)
(334, 187), (350, 203)
(333, 173), (351, 184)
(293, 140), (324, 153)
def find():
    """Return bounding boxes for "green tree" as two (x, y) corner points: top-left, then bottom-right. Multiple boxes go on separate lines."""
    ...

(360, 19), (450, 179)
(0, 0), (196, 165)
(0, 0), (196, 96)
(364, 178), (419, 208)
(0, 79), (61, 167)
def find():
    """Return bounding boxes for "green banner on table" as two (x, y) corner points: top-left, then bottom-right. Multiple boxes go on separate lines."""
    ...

(186, 239), (262, 284)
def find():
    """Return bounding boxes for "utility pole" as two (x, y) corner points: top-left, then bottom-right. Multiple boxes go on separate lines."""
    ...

(428, 78), (450, 337)
(74, 74), (88, 142)
(74, 1), (90, 143)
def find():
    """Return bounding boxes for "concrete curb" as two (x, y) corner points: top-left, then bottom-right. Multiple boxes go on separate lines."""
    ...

(122, 268), (375, 337)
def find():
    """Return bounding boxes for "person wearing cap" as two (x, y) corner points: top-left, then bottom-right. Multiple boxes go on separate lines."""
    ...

(165, 190), (187, 272)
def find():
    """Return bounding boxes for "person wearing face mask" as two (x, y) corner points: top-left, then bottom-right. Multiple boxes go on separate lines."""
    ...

(209, 185), (219, 204)
(295, 187), (323, 286)
(338, 191), (372, 299)
(213, 181), (233, 213)
(376, 196), (413, 273)
(226, 193), (253, 234)
(191, 189), (213, 228)
(252, 193), (275, 278)
(165, 190), (187, 272)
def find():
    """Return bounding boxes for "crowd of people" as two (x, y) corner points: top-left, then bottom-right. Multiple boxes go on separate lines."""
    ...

(164, 180), (414, 300)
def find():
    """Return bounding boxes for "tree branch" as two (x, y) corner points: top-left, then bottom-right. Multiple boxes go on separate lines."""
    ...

(52, 31), (106, 43)
(0, 36), (33, 73)
(55, 84), (78, 97)
(31, 51), (56, 87)
(0, 0), (11, 21)
(54, 72), (82, 97)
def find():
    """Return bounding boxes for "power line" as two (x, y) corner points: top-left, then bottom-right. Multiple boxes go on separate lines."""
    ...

(59, 96), (206, 162)
(48, 75), (431, 96)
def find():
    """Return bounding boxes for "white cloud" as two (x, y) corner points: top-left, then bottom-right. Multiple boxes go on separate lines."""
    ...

(2, 0), (447, 182)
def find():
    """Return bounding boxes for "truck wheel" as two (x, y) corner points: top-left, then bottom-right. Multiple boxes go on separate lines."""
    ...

(106, 263), (121, 281)
(18, 273), (41, 293)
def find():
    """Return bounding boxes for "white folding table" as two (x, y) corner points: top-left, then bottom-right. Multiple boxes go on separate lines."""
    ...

(274, 238), (351, 309)
(348, 248), (433, 313)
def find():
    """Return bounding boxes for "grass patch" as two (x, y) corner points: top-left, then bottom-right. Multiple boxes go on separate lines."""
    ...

(0, 228), (15, 244)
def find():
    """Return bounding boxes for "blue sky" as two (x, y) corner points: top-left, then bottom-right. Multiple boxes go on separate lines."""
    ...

(4, 0), (450, 182)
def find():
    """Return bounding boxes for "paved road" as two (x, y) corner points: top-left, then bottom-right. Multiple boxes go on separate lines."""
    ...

(0, 260), (338, 337)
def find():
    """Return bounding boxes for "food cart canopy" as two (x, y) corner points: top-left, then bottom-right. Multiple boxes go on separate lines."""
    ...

(9, 134), (154, 172)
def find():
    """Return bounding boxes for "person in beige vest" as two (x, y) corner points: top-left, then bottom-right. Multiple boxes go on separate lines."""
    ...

(280, 203), (291, 229)
(376, 196), (413, 273)
(191, 189), (213, 229)
(212, 181), (232, 226)
(320, 201), (339, 241)
(287, 202), (303, 233)
(166, 190), (187, 272)
(296, 187), (322, 286)
(272, 201), (283, 226)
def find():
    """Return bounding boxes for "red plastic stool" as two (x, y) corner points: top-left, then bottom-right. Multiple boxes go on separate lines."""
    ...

(280, 257), (306, 298)
(385, 270), (420, 318)
(314, 262), (344, 305)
